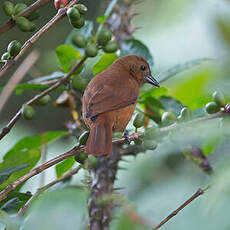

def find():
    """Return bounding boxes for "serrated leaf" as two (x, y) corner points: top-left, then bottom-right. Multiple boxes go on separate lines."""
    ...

(158, 58), (213, 83)
(0, 165), (29, 185)
(55, 157), (75, 178)
(120, 39), (154, 69)
(92, 53), (117, 76)
(56, 45), (81, 73)
(158, 96), (184, 115)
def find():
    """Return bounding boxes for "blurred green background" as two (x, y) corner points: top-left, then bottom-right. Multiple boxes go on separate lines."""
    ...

(1, 0), (230, 229)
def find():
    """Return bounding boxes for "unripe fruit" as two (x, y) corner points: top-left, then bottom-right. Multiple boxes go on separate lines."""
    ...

(15, 16), (35, 32)
(161, 111), (176, 125)
(3, 1), (15, 16)
(72, 34), (86, 48)
(74, 4), (87, 15)
(97, 29), (112, 46)
(74, 152), (88, 164)
(225, 104), (230, 114)
(144, 139), (157, 151)
(54, 0), (68, 9)
(72, 76), (87, 91)
(179, 107), (192, 121)
(1, 52), (10, 62)
(7, 40), (21, 57)
(205, 102), (220, 114)
(78, 130), (90, 146)
(67, 7), (81, 21)
(87, 155), (98, 169)
(36, 95), (51, 106)
(85, 44), (98, 57)
(71, 17), (85, 29)
(145, 127), (160, 140)
(212, 91), (226, 107)
(133, 113), (145, 129)
(14, 3), (27, 15)
(23, 105), (35, 120)
(103, 41), (118, 53)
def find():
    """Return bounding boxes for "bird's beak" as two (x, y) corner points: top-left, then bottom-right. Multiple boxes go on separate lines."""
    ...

(145, 75), (160, 87)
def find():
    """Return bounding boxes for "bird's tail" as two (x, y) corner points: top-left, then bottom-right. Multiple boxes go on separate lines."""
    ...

(86, 116), (113, 156)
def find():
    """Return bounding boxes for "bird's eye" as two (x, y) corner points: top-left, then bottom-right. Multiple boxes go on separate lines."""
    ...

(140, 65), (146, 71)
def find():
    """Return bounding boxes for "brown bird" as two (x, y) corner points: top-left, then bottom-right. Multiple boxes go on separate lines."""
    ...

(82, 54), (159, 156)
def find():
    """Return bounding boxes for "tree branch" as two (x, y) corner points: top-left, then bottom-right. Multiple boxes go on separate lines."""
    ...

(153, 187), (210, 230)
(0, 0), (51, 35)
(0, 50), (40, 113)
(17, 165), (81, 217)
(0, 0), (80, 79)
(0, 55), (87, 141)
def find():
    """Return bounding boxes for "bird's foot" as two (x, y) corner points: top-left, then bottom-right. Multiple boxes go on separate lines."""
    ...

(123, 130), (131, 144)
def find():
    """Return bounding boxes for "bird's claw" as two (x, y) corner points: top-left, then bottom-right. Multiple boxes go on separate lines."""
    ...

(123, 130), (131, 144)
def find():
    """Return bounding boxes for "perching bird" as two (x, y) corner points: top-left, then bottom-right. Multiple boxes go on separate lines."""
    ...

(82, 54), (159, 156)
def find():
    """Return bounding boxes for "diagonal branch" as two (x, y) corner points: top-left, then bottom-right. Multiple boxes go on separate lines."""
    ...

(0, 0), (51, 35)
(17, 165), (82, 217)
(153, 187), (210, 230)
(0, 0), (80, 79)
(0, 55), (87, 141)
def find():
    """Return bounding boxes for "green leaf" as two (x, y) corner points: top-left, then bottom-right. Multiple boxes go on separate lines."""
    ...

(0, 149), (41, 190)
(15, 83), (50, 95)
(158, 96), (184, 115)
(55, 157), (75, 178)
(120, 39), (154, 69)
(201, 136), (224, 155)
(56, 45), (81, 73)
(1, 198), (19, 213)
(27, 72), (64, 84)
(158, 58), (213, 83)
(139, 86), (168, 100)
(92, 53), (117, 75)
(97, 16), (106, 24)
(5, 131), (67, 157)
(0, 165), (29, 185)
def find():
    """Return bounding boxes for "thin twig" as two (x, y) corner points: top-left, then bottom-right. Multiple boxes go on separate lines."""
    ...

(0, 50), (40, 113)
(0, 146), (82, 202)
(0, 0), (80, 79)
(0, 0), (52, 36)
(153, 187), (210, 230)
(17, 165), (81, 217)
(39, 143), (47, 187)
(0, 55), (87, 141)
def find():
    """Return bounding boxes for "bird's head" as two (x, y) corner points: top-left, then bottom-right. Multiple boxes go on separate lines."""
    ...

(117, 54), (160, 87)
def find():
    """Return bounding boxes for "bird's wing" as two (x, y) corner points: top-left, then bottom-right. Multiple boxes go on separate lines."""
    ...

(85, 80), (138, 118)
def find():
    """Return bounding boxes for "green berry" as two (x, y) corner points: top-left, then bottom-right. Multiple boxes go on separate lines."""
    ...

(15, 16), (36, 32)
(74, 4), (87, 15)
(161, 111), (176, 125)
(3, 1), (15, 16)
(7, 40), (21, 57)
(71, 17), (85, 29)
(74, 152), (88, 164)
(67, 7), (81, 21)
(144, 139), (157, 151)
(14, 3), (27, 15)
(97, 29), (112, 46)
(36, 95), (51, 106)
(85, 44), (98, 57)
(145, 127), (160, 140)
(27, 11), (40, 21)
(103, 41), (118, 53)
(72, 76), (88, 91)
(133, 113), (145, 129)
(1, 52), (10, 62)
(205, 102), (220, 114)
(179, 107), (192, 121)
(72, 33), (86, 48)
(78, 130), (90, 146)
(87, 155), (98, 169)
(212, 91), (226, 107)
(22, 105), (35, 120)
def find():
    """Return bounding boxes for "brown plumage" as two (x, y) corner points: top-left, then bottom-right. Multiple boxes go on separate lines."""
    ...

(82, 54), (159, 156)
